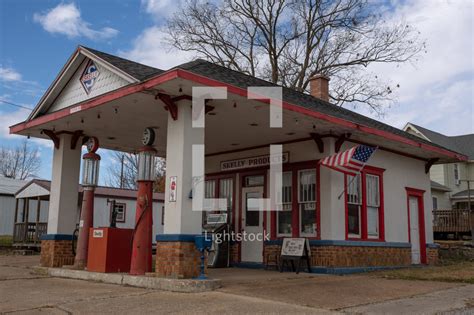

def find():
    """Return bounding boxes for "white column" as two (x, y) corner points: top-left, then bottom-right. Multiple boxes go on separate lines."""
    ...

(47, 134), (81, 234)
(163, 103), (203, 235)
(319, 138), (346, 240)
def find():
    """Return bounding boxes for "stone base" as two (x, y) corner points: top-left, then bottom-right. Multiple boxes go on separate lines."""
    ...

(427, 247), (439, 265)
(40, 239), (75, 268)
(155, 241), (204, 279)
(264, 243), (413, 268)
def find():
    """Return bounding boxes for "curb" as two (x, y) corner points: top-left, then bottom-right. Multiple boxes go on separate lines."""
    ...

(39, 267), (221, 293)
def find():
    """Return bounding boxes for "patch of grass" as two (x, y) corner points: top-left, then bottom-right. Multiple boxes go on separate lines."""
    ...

(0, 235), (13, 247)
(374, 261), (474, 284)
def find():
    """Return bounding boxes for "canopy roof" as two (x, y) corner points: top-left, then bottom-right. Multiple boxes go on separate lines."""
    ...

(10, 46), (467, 163)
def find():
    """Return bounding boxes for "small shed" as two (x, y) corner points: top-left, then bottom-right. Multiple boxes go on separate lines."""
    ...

(0, 177), (27, 236)
(13, 180), (51, 248)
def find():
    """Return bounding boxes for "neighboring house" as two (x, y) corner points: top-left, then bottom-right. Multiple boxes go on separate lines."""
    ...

(404, 123), (474, 210)
(10, 179), (165, 246)
(0, 177), (28, 236)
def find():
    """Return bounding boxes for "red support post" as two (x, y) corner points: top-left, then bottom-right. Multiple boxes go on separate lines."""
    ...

(74, 187), (95, 269)
(129, 180), (154, 275)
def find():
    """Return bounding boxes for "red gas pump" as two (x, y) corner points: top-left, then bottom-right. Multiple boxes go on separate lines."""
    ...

(130, 128), (156, 275)
(73, 137), (100, 269)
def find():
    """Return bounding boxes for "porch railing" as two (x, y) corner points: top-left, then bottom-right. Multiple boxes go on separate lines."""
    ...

(432, 209), (471, 233)
(13, 222), (47, 244)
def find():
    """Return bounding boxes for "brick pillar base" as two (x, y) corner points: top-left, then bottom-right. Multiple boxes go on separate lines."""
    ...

(40, 239), (75, 268)
(427, 247), (439, 265)
(155, 241), (203, 279)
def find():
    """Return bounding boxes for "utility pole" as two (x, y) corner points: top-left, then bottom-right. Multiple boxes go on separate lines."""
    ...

(459, 179), (474, 245)
(120, 154), (125, 189)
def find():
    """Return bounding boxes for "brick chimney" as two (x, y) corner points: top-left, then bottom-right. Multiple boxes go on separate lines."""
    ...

(309, 74), (330, 102)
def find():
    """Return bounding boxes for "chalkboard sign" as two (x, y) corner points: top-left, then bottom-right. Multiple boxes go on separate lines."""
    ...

(279, 238), (311, 274)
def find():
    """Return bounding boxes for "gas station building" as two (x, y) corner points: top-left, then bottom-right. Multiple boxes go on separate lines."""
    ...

(9, 46), (466, 278)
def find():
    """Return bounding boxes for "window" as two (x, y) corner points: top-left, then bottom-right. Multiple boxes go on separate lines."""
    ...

(432, 196), (438, 210)
(299, 169), (317, 237)
(345, 168), (384, 240)
(111, 202), (126, 223)
(203, 177), (234, 224)
(245, 175), (264, 187)
(277, 172), (292, 236)
(245, 192), (260, 226)
(454, 164), (460, 185)
(347, 175), (362, 237)
(366, 174), (380, 238)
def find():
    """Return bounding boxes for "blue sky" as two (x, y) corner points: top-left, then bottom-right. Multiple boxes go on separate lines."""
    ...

(0, 0), (473, 182)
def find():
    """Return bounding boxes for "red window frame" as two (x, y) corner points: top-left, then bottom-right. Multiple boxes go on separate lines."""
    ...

(344, 165), (385, 241)
(271, 161), (321, 240)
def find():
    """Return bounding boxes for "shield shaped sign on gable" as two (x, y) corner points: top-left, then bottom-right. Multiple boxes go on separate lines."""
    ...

(80, 60), (100, 94)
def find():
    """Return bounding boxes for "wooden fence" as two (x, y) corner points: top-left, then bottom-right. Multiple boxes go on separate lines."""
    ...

(433, 209), (471, 233)
(13, 222), (47, 245)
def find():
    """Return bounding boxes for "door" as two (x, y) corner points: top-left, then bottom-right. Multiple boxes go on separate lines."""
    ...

(409, 196), (421, 264)
(241, 187), (264, 263)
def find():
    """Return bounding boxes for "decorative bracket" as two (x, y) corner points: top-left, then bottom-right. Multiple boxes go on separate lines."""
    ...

(335, 133), (352, 153)
(310, 133), (324, 153)
(157, 93), (178, 120)
(70, 130), (83, 150)
(42, 130), (60, 149)
(425, 158), (439, 174)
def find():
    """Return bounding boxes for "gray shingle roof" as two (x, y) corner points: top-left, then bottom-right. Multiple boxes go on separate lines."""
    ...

(81, 46), (164, 81)
(430, 180), (451, 192)
(175, 59), (462, 156)
(452, 189), (474, 198)
(409, 123), (474, 159)
(75, 47), (465, 158)
(0, 177), (27, 195)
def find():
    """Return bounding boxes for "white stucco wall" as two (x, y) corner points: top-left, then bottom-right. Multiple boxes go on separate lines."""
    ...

(205, 138), (434, 244)
(48, 59), (130, 113)
(92, 196), (164, 242)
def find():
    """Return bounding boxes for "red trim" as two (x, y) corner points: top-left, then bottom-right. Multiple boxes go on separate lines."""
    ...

(176, 69), (465, 161)
(345, 165), (385, 241)
(9, 70), (179, 134)
(11, 66), (466, 161)
(405, 187), (427, 264)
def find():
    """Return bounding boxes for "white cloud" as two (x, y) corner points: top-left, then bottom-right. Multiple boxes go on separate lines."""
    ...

(0, 108), (51, 148)
(119, 26), (193, 70)
(366, 0), (474, 136)
(141, 0), (181, 19)
(0, 67), (22, 82)
(33, 3), (118, 40)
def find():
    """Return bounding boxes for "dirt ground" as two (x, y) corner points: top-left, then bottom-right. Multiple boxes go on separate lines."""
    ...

(1, 254), (473, 314)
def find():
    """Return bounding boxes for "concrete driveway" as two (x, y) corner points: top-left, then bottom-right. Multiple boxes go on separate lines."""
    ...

(1, 254), (473, 314)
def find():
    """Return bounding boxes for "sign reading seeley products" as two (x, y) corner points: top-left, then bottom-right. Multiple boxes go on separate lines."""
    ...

(220, 152), (289, 171)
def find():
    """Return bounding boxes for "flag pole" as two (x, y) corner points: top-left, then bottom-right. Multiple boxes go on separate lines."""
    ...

(337, 146), (378, 200)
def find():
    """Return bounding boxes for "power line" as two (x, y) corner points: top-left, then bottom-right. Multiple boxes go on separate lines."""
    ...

(0, 99), (33, 110)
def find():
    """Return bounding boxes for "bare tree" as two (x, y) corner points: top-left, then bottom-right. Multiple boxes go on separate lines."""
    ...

(105, 151), (166, 191)
(0, 140), (41, 180)
(167, 0), (425, 114)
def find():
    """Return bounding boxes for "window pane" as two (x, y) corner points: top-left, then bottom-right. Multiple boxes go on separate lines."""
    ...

(245, 175), (264, 187)
(219, 178), (233, 211)
(300, 203), (316, 235)
(347, 175), (361, 204)
(205, 180), (216, 198)
(299, 170), (316, 202)
(432, 197), (438, 210)
(348, 204), (360, 235)
(246, 192), (260, 226)
(367, 206), (379, 237)
(278, 211), (292, 235)
(366, 175), (379, 207)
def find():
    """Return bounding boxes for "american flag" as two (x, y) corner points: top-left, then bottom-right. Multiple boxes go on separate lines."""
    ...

(320, 145), (377, 176)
